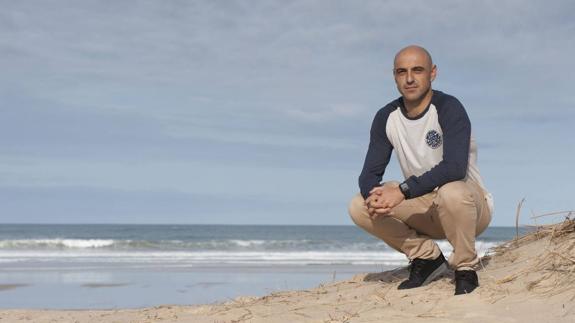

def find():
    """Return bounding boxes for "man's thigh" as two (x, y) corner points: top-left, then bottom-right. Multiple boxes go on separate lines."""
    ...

(384, 183), (445, 239)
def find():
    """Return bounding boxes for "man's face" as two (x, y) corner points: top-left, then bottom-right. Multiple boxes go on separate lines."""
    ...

(393, 49), (436, 103)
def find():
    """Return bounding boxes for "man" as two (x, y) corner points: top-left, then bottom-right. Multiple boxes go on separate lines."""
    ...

(348, 45), (493, 295)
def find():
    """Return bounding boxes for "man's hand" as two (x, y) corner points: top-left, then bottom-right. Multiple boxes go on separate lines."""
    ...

(365, 185), (405, 218)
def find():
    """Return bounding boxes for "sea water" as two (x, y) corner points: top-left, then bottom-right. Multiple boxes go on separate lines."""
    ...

(0, 224), (521, 309)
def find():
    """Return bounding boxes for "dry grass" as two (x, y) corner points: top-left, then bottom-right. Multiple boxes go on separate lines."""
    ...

(485, 213), (575, 298)
(492, 215), (575, 254)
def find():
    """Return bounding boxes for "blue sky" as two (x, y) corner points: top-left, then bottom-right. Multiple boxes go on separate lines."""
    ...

(1, 0), (574, 226)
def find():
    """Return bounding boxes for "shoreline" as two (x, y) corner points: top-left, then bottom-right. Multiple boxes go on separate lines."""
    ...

(0, 264), (391, 310)
(1, 222), (574, 322)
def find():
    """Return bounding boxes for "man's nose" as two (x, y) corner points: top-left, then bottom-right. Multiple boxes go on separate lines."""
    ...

(406, 71), (414, 84)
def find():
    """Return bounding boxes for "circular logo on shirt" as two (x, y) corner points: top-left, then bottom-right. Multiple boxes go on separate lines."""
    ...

(425, 130), (442, 149)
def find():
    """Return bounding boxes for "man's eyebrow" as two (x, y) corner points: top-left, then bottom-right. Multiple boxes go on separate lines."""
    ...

(394, 65), (427, 70)
(393, 65), (426, 72)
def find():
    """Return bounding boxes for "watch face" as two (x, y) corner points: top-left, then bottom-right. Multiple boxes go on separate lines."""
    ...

(399, 183), (410, 197)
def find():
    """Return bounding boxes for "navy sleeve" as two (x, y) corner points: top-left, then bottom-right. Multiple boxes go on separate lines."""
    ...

(404, 96), (471, 198)
(358, 105), (394, 199)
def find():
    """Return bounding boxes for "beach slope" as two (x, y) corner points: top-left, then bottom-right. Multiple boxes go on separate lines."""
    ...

(2, 220), (575, 322)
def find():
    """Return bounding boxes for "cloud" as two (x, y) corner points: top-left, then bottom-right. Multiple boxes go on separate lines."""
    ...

(284, 103), (367, 123)
(1, 0), (574, 225)
(0, 185), (344, 224)
(5, 0), (572, 121)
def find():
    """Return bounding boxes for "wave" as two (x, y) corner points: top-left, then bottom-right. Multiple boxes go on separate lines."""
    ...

(0, 241), (501, 266)
(0, 239), (117, 249)
(0, 238), (383, 251)
(0, 238), (502, 254)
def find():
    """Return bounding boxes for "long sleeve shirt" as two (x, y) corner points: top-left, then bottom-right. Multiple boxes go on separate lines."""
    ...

(359, 90), (490, 204)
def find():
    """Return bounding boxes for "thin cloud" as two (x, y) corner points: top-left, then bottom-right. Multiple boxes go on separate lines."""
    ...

(1, 0), (574, 224)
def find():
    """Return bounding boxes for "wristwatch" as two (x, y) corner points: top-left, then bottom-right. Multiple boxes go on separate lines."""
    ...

(399, 181), (411, 199)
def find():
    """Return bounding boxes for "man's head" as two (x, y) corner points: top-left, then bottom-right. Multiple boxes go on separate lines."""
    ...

(393, 45), (436, 105)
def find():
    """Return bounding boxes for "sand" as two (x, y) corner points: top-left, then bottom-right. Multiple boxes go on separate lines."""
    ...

(2, 220), (575, 322)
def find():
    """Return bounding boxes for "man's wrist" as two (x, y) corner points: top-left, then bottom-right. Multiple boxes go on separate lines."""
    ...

(399, 181), (411, 199)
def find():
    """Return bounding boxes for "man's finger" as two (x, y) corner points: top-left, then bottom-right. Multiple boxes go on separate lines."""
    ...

(368, 201), (386, 210)
(369, 187), (383, 195)
(366, 192), (380, 200)
(368, 198), (380, 207)
(374, 207), (392, 215)
(365, 195), (374, 205)
(369, 185), (384, 192)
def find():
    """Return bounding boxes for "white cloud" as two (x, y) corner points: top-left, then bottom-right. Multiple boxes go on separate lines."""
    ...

(1, 0), (574, 225)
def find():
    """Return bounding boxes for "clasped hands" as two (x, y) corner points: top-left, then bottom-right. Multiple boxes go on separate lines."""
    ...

(365, 184), (405, 219)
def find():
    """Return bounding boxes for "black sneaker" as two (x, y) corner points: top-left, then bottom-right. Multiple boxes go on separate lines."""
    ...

(454, 270), (479, 295)
(398, 253), (448, 290)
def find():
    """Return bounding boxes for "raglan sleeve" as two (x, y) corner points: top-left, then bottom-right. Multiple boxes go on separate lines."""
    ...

(358, 107), (394, 199)
(403, 98), (471, 198)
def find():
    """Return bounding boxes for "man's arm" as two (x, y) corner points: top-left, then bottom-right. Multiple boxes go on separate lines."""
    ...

(403, 97), (471, 198)
(359, 106), (394, 199)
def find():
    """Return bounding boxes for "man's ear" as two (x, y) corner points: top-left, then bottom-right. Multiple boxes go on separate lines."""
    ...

(430, 64), (437, 82)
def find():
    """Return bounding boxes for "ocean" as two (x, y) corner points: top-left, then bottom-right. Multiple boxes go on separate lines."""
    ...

(0, 224), (521, 309)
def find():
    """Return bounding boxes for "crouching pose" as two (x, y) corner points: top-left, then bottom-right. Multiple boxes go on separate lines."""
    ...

(348, 45), (494, 295)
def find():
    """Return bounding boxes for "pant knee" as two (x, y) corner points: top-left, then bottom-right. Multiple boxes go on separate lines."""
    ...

(435, 181), (474, 208)
(348, 193), (367, 225)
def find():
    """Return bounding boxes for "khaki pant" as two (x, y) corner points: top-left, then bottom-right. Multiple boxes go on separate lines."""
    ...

(348, 180), (492, 270)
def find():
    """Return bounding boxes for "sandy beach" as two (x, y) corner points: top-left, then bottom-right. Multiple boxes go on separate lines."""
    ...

(2, 220), (575, 323)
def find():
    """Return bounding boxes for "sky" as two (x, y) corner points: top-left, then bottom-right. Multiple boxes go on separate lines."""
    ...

(1, 0), (574, 226)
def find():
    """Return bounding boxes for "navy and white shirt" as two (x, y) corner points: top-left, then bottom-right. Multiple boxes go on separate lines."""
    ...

(359, 90), (493, 210)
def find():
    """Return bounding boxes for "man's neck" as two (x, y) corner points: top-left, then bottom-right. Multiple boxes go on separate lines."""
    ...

(404, 89), (433, 118)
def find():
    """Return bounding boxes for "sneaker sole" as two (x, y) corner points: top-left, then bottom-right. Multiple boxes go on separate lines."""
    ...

(421, 262), (448, 286)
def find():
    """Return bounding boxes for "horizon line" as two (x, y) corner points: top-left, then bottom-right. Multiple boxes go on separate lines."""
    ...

(0, 222), (522, 228)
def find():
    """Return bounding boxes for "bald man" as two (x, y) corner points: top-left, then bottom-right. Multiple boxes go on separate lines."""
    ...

(348, 45), (494, 295)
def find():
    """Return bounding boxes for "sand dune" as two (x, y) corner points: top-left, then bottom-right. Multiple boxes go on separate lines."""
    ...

(2, 220), (575, 322)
